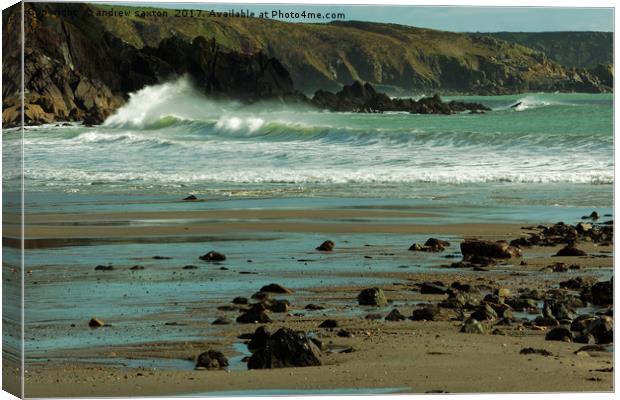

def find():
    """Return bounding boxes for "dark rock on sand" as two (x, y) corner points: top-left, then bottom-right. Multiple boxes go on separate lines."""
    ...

(237, 303), (272, 324)
(316, 240), (335, 251)
(574, 333), (597, 345)
(460, 318), (487, 334)
(520, 347), (553, 356)
(582, 211), (599, 220)
(505, 297), (539, 311)
(385, 308), (406, 321)
(263, 299), (290, 313)
(183, 265), (198, 270)
(305, 304), (325, 311)
(583, 316), (613, 344)
(318, 319), (339, 328)
(357, 287), (388, 306)
(247, 328), (321, 369)
(559, 277), (594, 290)
(409, 238), (449, 252)
(94, 265), (114, 271)
(365, 313), (384, 320)
(88, 318), (105, 328)
(533, 316), (560, 327)
(232, 297), (249, 305)
(337, 329), (353, 338)
(200, 251), (227, 262)
(196, 350), (229, 370)
(411, 306), (441, 321)
(251, 291), (271, 301)
(470, 303), (498, 321)
(259, 283), (293, 294)
(217, 305), (240, 312)
(183, 195), (199, 201)
(248, 326), (271, 352)
(590, 278), (613, 306)
(545, 326), (573, 342)
(543, 300), (576, 322)
(420, 282), (449, 294)
(212, 317), (232, 325)
(460, 239), (522, 259)
(573, 345), (608, 354)
(130, 265), (144, 270)
(555, 244), (587, 257)
(571, 315), (595, 332)
(440, 291), (482, 310)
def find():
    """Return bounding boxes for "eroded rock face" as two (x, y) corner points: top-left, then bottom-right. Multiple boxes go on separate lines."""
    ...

(3, 3), (302, 127)
(247, 328), (322, 369)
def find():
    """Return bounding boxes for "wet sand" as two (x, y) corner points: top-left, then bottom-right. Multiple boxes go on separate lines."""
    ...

(3, 207), (614, 396)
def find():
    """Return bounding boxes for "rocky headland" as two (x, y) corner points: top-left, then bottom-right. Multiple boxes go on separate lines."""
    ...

(2, 3), (613, 128)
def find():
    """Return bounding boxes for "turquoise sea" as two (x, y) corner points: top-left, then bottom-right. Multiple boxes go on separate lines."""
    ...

(2, 77), (613, 212)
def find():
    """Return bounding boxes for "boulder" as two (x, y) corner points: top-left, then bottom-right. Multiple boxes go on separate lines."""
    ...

(318, 319), (339, 328)
(316, 240), (335, 251)
(236, 303), (272, 324)
(583, 316), (613, 344)
(304, 304), (325, 311)
(409, 238), (448, 252)
(232, 297), (249, 305)
(554, 244), (586, 257)
(88, 318), (105, 328)
(559, 277), (593, 290)
(470, 303), (498, 321)
(247, 326), (271, 352)
(385, 309), (406, 321)
(590, 279), (613, 306)
(357, 288), (388, 306)
(411, 306), (440, 321)
(259, 283), (293, 294)
(420, 282), (449, 294)
(460, 318), (487, 334)
(545, 326), (573, 342)
(460, 239), (521, 259)
(196, 350), (229, 370)
(247, 328), (321, 369)
(571, 315), (595, 332)
(199, 251), (226, 262)
(263, 299), (290, 313)
(212, 317), (232, 325)
(94, 265), (114, 271)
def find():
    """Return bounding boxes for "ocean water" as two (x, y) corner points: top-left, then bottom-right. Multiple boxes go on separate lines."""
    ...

(2, 76), (613, 211)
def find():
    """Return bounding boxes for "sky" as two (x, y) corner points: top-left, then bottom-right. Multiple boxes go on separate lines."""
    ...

(109, 2), (614, 32)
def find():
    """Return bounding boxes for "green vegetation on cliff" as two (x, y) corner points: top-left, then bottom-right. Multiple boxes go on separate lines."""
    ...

(88, 4), (611, 95)
(481, 31), (612, 69)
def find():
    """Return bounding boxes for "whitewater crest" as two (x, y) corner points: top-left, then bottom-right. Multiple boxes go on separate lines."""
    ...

(103, 76), (226, 129)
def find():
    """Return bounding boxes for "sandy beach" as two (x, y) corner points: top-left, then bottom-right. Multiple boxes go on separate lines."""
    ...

(3, 204), (613, 397)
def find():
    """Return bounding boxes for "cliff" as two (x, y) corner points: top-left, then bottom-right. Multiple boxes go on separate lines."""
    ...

(2, 3), (614, 127)
(481, 31), (613, 69)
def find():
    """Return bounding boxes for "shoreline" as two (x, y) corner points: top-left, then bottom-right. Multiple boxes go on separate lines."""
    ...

(6, 206), (614, 396)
